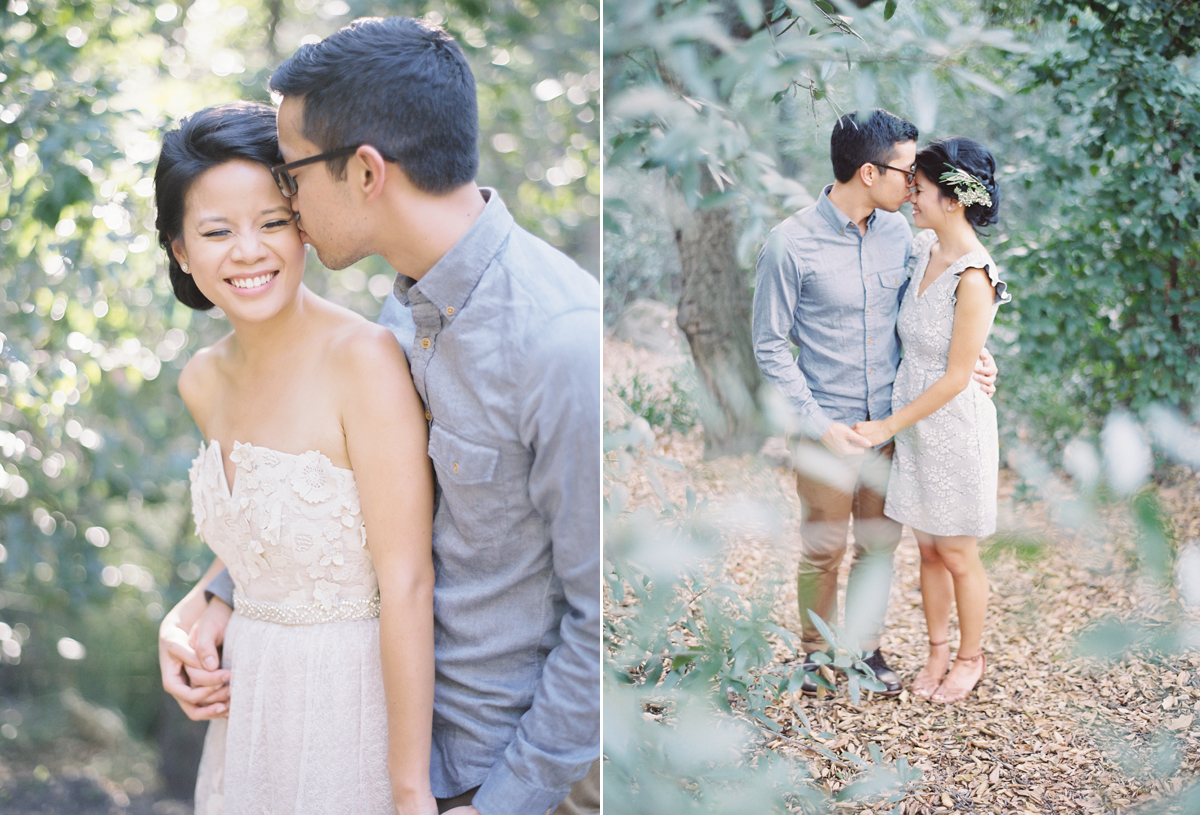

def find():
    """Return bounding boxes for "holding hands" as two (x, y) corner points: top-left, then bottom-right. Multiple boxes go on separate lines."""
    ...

(851, 419), (895, 448)
(158, 593), (232, 721)
(819, 422), (872, 457)
(844, 346), (998, 452)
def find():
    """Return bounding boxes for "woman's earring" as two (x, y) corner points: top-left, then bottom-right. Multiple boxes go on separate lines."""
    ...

(181, 262), (189, 274)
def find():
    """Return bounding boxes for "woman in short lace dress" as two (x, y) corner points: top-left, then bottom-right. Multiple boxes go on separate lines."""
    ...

(854, 137), (1010, 704)
(153, 102), (437, 814)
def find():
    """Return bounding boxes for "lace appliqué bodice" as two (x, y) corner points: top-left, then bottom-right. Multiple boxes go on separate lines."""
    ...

(188, 440), (378, 617)
(884, 229), (1012, 538)
(187, 440), (392, 815)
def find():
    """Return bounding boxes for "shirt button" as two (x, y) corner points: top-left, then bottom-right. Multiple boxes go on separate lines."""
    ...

(446, 306), (455, 316)
(424, 410), (432, 421)
(421, 337), (432, 349)
(453, 462), (459, 475)
(868, 338), (873, 344)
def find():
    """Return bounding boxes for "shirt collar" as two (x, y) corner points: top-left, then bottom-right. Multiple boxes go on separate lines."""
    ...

(815, 184), (879, 234)
(391, 187), (512, 311)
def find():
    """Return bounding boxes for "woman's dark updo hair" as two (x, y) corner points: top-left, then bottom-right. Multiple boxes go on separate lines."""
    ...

(914, 136), (1000, 229)
(154, 102), (284, 310)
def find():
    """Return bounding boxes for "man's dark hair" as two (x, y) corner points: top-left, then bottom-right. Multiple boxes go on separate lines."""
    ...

(829, 109), (919, 184)
(269, 16), (478, 194)
(915, 136), (1001, 229)
(154, 102), (283, 310)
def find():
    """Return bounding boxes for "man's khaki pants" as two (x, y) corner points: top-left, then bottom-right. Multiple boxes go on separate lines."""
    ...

(792, 438), (903, 655)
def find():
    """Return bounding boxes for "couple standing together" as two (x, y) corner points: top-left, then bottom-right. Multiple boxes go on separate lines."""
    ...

(754, 109), (1011, 703)
(154, 17), (599, 815)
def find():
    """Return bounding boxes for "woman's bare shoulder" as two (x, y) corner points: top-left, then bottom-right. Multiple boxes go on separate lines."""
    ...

(324, 311), (407, 372)
(178, 335), (235, 424)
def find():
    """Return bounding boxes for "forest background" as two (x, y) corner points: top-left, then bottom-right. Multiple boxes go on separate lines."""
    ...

(0, 0), (598, 806)
(604, 0), (1200, 811)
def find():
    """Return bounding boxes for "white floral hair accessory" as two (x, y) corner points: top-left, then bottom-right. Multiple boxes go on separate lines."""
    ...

(939, 164), (992, 208)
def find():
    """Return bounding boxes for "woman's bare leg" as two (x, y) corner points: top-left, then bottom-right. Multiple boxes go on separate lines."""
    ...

(929, 533), (988, 702)
(912, 531), (953, 696)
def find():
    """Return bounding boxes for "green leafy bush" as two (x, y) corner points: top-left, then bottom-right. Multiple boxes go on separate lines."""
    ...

(1003, 0), (1200, 450)
(615, 370), (699, 434)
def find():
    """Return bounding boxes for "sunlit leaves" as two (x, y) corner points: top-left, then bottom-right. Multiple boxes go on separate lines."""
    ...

(448, 0), (599, 270)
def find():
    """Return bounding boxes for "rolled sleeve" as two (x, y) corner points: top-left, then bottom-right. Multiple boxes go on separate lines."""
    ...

(753, 228), (834, 438)
(203, 569), (235, 607)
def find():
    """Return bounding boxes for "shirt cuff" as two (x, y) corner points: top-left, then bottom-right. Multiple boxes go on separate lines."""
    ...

(471, 760), (569, 815)
(204, 569), (235, 608)
(798, 408), (835, 441)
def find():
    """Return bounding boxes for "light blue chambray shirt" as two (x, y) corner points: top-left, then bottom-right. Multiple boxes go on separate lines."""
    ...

(378, 189), (600, 815)
(753, 185), (913, 439)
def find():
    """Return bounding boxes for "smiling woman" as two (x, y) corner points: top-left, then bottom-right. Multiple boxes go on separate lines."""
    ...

(153, 102), (291, 312)
(167, 159), (304, 323)
(151, 100), (437, 814)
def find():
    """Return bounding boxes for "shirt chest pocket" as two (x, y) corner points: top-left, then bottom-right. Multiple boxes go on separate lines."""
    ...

(873, 266), (907, 308)
(877, 267), (905, 289)
(428, 423), (507, 543)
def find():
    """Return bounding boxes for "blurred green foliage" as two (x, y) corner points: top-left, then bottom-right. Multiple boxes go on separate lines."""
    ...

(1000, 0), (1200, 450)
(0, 0), (597, 749)
(601, 165), (681, 325)
(614, 370), (698, 434)
(604, 432), (921, 812)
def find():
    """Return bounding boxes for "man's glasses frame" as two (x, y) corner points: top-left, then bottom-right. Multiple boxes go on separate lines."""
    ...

(271, 146), (398, 198)
(871, 161), (916, 185)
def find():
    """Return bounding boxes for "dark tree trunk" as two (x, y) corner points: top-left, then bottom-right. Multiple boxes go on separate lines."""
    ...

(670, 182), (765, 457)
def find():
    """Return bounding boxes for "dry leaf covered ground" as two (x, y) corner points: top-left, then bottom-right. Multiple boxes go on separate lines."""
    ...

(605, 338), (1200, 814)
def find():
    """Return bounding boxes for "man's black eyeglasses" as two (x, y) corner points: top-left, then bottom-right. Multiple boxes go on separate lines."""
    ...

(271, 146), (398, 198)
(872, 162), (916, 185)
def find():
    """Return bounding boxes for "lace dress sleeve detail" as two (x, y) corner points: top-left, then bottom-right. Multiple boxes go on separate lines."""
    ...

(951, 250), (1011, 307)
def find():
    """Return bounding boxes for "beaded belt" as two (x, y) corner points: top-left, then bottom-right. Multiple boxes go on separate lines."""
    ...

(234, 593), (380, 625)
